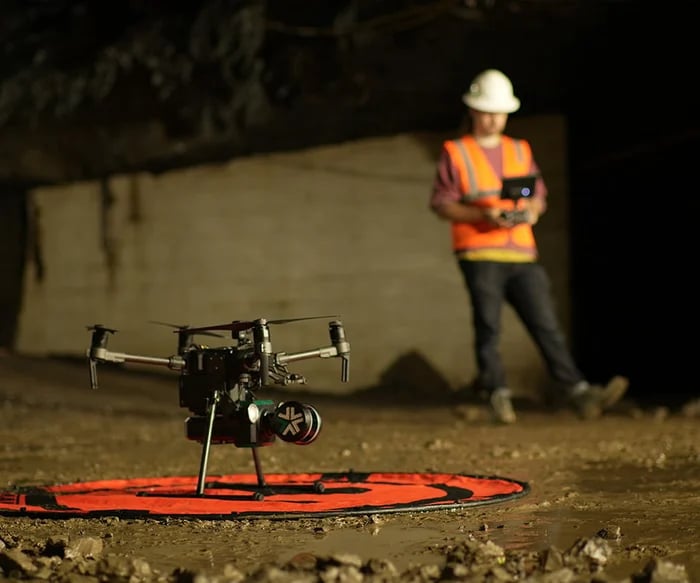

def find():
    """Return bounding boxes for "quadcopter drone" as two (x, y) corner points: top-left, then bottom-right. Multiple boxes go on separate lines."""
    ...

(86, 316), (350, 499)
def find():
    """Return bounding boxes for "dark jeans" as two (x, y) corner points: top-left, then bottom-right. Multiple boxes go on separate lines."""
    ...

(458, 259), (584, 393)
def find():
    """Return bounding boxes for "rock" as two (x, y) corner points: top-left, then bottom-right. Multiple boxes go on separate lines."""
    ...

(637, 558), (689, 583)
(0, 548), (39, 577)
(65, 537), (104, 560)
(596, 525), (622, 541)
(542, 547), (565, 572)
(564, 536), (612, 569)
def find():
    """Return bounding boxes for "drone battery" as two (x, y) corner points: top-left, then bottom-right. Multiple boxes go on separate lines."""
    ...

(179, 350), (229, 414)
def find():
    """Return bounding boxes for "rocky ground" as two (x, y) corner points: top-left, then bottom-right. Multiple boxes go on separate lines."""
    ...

(1, 354), (699, 582)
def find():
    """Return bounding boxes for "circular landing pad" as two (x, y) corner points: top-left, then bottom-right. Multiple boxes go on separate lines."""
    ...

(0, 471), (529, 519)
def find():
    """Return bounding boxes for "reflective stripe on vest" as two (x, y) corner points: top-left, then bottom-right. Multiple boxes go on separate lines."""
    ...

(444, 135), (537, 258)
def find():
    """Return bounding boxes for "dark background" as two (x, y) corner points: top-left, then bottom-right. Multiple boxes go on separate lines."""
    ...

(0, 0), (695, 406)
(566, 2), (695, 407)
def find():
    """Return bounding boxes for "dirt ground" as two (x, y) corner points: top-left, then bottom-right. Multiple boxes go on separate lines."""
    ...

(1, 354), (699, 582)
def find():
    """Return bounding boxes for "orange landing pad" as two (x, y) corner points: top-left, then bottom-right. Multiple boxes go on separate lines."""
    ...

(0, 471), (529, 519)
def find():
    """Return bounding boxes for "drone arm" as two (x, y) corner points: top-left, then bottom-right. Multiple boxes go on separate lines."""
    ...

(86, 346), (185, 389)
(87, 347), (185, 369)
(275, 346), (338, 363)
(274, 321), (351, 382)
(274, 347), (349, 382)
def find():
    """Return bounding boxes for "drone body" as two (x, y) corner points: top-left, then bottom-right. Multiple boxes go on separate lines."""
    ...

(86, 317), (350, 498)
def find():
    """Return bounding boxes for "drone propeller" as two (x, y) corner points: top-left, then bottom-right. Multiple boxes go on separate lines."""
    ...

(185, 315), (339, 334)
(149, 320), (223, 339)
(86, 324), (117, 334)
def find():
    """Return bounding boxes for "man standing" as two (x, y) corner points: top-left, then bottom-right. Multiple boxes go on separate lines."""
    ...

(429, 68), (627, 424)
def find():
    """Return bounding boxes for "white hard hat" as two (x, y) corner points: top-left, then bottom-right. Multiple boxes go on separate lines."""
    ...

(462, 69), (520, 114)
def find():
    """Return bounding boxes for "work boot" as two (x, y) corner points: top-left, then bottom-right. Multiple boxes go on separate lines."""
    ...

(569, 376), (629, 419)
(489, 388), (517, 424)
(598, 375), (629, 408)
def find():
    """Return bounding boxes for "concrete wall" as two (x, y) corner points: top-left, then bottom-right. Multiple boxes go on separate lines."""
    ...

(15, 114), (570, 398)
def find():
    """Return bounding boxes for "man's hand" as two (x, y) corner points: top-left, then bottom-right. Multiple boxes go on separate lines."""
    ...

(482, 207), (514, 228)
(484, 206), (540, 228)
(491, 199), (543, 227)
(522, 198), (544, 225)
(435, 200), (543, 227)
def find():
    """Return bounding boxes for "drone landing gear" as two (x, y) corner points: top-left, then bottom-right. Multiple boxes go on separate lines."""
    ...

(197, 444), (325, 500)
(249, 448), (325, 501)
(194, 391), (326, 500)
(195, 391), (220, 497)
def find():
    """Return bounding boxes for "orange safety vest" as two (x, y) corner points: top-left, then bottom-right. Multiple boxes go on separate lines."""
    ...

(443, 135), (537, 261)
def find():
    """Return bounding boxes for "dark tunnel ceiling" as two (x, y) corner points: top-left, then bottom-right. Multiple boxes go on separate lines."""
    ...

(0, 0), (600, 185)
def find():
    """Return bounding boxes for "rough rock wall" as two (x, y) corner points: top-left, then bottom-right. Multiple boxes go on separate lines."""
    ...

(0, 0), (580, 185)
(16, 114), (569, 397)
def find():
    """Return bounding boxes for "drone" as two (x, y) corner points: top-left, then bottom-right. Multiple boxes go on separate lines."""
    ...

(86, 316), (350, 499)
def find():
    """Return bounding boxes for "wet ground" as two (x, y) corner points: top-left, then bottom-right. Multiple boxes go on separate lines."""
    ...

(1, 354), (699, 582)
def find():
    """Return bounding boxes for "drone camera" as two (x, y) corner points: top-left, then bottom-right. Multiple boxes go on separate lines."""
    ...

(266, 401), (322, 445)
(185, 400), (322, 447)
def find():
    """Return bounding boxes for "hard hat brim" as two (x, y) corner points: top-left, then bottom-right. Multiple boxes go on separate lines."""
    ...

(462, 93), (520, 114)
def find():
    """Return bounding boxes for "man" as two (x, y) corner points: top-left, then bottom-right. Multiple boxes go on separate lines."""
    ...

(429, 68), (627, 424)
